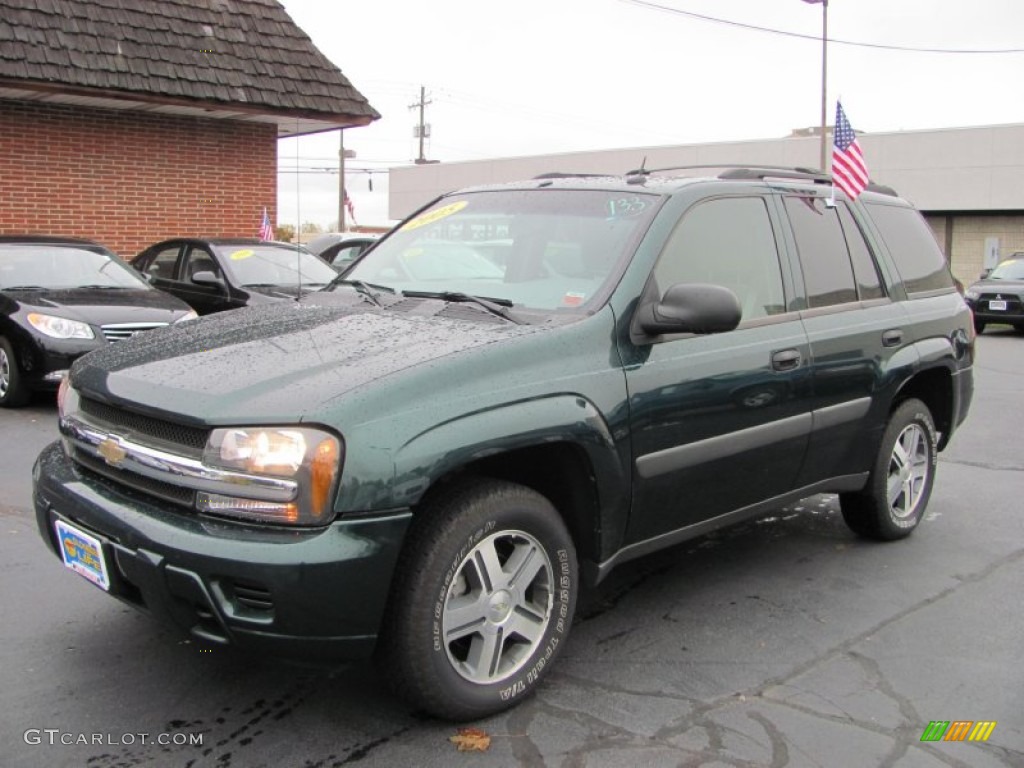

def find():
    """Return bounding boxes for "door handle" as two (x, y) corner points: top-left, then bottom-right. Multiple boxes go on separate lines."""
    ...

(771, 349), (802, 371)
(882, 329), (903, 348)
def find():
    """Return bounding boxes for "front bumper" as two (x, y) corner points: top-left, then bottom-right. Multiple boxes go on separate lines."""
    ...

(33, 441), (412, 662)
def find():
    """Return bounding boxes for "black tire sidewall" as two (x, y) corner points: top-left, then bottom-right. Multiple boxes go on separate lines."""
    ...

(0, 337), (29, 408)
(871, 399), (937, 536)
(385, 481), (577, 720)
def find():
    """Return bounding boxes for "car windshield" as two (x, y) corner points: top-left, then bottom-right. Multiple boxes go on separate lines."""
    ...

(988, 258), (1024, 280)
(343, 189), (661, 311)
(0, 245), (149, 290)
(214, 244), (338, 287)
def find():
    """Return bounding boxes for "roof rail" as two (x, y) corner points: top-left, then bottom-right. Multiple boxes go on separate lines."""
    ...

(717, 166), (831, 184)
(532, 172), (608, 180)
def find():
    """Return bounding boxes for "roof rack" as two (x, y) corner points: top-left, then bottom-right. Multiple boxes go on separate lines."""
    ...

(623, 164), (898, 196)
(532, 172), (608, 180)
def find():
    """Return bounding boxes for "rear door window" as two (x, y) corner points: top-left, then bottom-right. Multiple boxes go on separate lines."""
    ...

(783, 197), (858, 308)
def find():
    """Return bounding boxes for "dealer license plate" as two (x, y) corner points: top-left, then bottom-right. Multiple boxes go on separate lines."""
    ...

(55, 519), (110, 591)
(988, 299), (1007, 311)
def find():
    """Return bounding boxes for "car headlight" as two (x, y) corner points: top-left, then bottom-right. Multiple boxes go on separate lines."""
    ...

(964, 288), (979, 301)
(27, 312), (94, 340)
(174, 310), (199, 323)
(199, 426), (342, 525)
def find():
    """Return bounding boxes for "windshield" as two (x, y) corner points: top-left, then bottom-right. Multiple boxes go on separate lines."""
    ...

(988, 258), (1024, 280)
(0, 245), (149, 290)
(343, 189), (660, 311)
(214, 244), (338, 287)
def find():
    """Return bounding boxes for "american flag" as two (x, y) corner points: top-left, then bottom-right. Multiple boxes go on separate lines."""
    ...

(258, 207), (273, 241)
(832, 102), (870, 199)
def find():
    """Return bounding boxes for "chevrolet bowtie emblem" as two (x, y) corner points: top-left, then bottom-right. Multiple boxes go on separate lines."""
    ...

(98, 437), (127, 467)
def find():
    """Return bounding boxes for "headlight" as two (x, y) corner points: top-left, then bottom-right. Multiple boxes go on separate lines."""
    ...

(27, 312), (94, 339)
(174, 310), (199, 323)
(199, 426), (342, 525)
(964, 289), (979, 301)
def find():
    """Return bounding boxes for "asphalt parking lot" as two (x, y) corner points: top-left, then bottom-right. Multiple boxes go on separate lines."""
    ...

(1, 331), (1022, 768)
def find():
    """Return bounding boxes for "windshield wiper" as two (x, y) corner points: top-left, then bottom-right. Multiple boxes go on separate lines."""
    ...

(76, 284), (127, 290)
(402, 290), (523, 324)
(332, 279), (396, 307)
(2, 285), (50, 291)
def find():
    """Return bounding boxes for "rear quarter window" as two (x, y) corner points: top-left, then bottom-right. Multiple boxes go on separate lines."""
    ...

(864, 203), (954, 295)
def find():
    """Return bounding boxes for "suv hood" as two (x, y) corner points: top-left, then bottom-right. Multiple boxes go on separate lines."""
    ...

(70, 300), (537, 423)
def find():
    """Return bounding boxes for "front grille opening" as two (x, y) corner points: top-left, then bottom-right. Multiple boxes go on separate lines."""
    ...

(231, 582), (274, 613)
(74, 449), (196, 509)
(79, 397), (209, 451)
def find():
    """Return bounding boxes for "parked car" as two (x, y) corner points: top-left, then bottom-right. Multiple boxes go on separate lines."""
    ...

(964, 256), (1024, 333)
(131, 238), (338, 314)
(0, 235), (196, 407)
(35, 167), (973, 720)
(305, 232), (382, 271)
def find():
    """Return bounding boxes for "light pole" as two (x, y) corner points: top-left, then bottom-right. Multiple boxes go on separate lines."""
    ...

(803, 0), (829, 170)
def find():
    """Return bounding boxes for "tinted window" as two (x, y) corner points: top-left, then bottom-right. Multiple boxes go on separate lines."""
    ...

(784, 197), (857, 308)
(142, 246), (181, 280)
(865, 203), (955, 294)
(654, 197), (786, 322)
(837, 204), (885, 300)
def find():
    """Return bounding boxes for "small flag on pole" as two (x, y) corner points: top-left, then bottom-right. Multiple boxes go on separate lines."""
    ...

(258, 207), (273, 241)
(832, 102), (870, 199)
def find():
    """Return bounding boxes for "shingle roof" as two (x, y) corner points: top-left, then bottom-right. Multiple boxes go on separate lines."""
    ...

(0, 0), (379, 125)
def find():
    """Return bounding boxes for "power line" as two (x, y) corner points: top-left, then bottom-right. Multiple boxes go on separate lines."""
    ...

(621, 0), (1024, 54)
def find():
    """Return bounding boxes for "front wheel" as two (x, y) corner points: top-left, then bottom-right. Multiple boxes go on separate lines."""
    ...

(840, 398), (937, 540)
(0, 337), (31, 408)
(973, 318), (986, 334)
(379, 478), (578, 721)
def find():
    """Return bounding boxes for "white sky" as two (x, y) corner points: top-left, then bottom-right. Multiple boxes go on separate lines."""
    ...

(276, 0), (1024, 230)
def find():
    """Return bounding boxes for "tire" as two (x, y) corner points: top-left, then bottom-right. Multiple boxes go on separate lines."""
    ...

(973, 318), (986, 334)
(0, 337), (31, 408)
(379, 478), (577, 721)
(840, 398), (937, 541)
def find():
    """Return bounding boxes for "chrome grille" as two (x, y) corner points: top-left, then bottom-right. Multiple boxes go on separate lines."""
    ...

(73, 448), (197, 508)
(101, 322), (167, 342)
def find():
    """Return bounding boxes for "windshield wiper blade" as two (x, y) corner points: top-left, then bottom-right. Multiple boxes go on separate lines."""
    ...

(2, 285), (50, 291)
(402, 290), (522, 324)
(332, 279), (395, 307)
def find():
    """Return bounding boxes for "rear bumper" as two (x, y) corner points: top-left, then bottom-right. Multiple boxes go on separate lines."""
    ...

(33, 441), (411, 662)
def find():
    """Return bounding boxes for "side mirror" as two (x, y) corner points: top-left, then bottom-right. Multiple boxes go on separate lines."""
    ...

(637, 283), (742, 336)
(979, 269), (992, 279)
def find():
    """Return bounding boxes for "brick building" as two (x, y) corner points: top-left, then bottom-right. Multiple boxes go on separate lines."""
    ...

(0, 0), (378, 257)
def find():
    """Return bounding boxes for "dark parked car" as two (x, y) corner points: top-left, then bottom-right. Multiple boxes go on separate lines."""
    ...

(305, 232), (382, 271)
(964, 256), (1024, 333)
(0, 235), (196, 407)
(35, 168), (973, 720)
(132, 238), (338, 314)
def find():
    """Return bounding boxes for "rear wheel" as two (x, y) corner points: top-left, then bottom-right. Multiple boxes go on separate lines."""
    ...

(0, 338), (31, 408)
(379, 478), (577, 721)
(840, 398), (937, 540)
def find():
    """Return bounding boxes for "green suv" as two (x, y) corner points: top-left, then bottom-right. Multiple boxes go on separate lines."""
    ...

(34, 167), (974, 720)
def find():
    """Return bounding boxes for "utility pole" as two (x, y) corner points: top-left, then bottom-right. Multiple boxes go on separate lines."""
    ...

(338, 128), (346, 232)
(410, 86), (432, 164)
(338, 129), (355, 231)
(818, 0), (829, 171)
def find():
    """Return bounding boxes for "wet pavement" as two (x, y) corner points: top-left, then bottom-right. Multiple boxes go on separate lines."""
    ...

(1, 330), (1021, 767)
